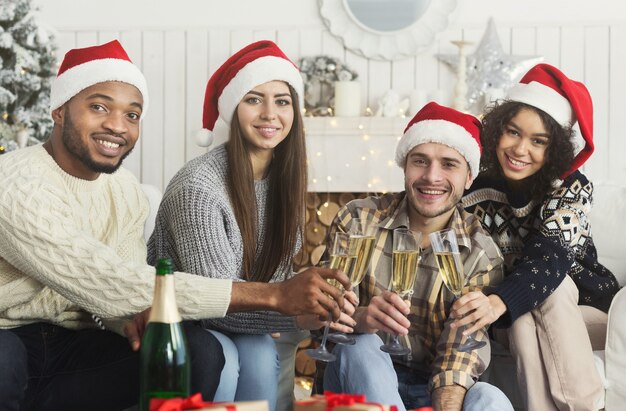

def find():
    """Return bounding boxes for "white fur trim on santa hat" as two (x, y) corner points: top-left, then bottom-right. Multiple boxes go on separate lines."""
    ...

(506, 81), (572, 126)
(195, 128), (213, 147)
(395, 119), (481, 178)
(50, 58), (149, 116)
(217, 55), (304, 125)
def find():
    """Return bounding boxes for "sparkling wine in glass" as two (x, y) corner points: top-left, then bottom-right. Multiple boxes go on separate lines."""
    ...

(327, 218), (376, 345)
(306, 233), (352, 362)
(429, 228), (486, 352)
(380, 228), (422, 356)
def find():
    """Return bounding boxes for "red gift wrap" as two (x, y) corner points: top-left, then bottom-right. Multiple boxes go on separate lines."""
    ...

(150, 393), (268, 411)
(294, 391), (399, 411)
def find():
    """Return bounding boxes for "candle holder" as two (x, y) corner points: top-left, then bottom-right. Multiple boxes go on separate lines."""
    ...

(450, 40), (473, 112)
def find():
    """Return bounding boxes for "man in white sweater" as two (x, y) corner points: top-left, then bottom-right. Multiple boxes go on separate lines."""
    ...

(0, 40), (350, 411)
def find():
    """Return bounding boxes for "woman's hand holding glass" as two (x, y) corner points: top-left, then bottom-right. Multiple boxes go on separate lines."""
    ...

(429, 228), (486, 352)
(449, 291), (507, 335)
(380, 228), (422, 356)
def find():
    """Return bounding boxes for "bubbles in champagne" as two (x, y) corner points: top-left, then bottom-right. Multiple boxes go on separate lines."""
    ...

(435, 252), (464, 297)
(391, 250), (420, 297)
(348, 235), (376, 286)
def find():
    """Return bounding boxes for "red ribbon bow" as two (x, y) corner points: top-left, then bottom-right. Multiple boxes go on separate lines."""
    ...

(150, 393), (236, 411)
(322, 391), (398, 411)
(324, 391), (366, 409)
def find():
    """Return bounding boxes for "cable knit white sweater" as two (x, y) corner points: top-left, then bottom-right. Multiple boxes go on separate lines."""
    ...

(0, 145), (231, 333)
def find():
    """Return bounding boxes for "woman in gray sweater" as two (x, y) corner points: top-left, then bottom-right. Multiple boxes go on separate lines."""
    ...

(148, 40), (353, 410)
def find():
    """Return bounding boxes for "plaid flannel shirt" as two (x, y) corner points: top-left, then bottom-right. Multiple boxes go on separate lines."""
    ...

(327, 192), (504, 391)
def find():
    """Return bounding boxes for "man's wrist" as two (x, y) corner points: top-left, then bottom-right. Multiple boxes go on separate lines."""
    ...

(229, 281), (280, 313)
(431, 385), (466, 411)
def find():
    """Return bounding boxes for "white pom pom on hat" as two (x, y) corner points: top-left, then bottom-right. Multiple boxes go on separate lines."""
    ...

(195, 128), (213, 148)
(197, 40), (304, 147)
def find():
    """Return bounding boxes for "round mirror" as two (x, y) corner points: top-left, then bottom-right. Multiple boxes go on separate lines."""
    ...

(319, 0), (457, 61)
(344, 0), (431, 33)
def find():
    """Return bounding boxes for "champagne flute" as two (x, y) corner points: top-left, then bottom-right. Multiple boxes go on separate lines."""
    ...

(380, 228), (422, 356)
(306, 233), (354, 362)
(429, 228), (487, 352)
(327, 218), (376, 345)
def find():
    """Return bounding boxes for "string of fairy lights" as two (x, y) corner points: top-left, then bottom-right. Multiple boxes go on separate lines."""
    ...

(303, 110), (407, 210)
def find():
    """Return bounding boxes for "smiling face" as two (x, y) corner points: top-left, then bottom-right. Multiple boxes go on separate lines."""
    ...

(404, 142), (473, 225)
(236, 80), (294, 156)
(51, 81), (143, 180)
(496, 107), (549, 183)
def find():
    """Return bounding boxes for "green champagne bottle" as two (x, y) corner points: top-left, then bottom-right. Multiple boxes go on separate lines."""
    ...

(139, 258), (190, 411)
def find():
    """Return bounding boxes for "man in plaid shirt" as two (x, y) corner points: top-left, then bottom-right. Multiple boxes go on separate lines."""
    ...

(324, 103), (512, 411)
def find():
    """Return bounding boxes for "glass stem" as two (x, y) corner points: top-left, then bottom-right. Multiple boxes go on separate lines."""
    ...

(319, 311), (332, 350)
(454, 295), (477, 342)
(463, 324), (477, 341)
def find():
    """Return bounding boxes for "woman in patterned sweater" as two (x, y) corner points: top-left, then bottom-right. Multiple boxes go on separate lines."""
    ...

(458, 64), (620, 411)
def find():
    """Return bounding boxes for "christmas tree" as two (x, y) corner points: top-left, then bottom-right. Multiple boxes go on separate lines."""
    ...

(0, 0), (56, 154)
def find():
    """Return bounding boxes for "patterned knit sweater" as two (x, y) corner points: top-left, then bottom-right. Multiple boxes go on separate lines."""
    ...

(147, 144), (298, 334)
(0, 145), (231, 333)
(462, 171), (620, 327)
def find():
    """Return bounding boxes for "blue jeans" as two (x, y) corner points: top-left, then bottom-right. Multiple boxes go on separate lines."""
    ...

(208, 330), (279, 411)
(324, 334), (513, 411)
(0, 322), (224, 411)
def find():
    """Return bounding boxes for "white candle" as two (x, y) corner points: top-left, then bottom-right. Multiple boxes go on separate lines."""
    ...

(334, 81), (361, 117)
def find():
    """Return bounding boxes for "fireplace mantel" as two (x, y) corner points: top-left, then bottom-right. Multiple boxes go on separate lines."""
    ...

(304, 116), (406, 193)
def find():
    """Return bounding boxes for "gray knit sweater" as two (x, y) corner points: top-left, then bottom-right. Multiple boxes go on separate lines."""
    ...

(147, 144), (298, 334)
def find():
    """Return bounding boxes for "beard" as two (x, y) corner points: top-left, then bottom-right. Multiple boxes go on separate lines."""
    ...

(61, 109), (133, 174)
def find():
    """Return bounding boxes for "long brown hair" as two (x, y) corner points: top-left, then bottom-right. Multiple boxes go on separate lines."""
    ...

(480, 100), (575, 200)
(226, 84), (307, 282)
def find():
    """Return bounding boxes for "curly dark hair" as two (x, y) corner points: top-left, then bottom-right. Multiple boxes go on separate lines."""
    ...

(480, 101), (576, 200)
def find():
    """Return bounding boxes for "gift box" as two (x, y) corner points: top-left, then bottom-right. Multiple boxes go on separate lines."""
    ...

(150, 393), (269, 411)
(294, 392), (398, 411)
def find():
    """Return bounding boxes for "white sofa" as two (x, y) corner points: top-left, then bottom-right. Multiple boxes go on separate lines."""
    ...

(587, 182), (626, 411)
(141, 181), (626, 411)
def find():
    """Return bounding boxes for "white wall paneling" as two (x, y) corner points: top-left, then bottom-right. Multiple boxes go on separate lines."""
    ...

(141, 31), (165, 189)
(609, 26), (626, 180)
(583, 27), (610, 181)
(185, 30), (210, 163)
(49, 20), (626, 191)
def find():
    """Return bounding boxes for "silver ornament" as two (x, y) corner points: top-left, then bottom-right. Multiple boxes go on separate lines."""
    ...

(437, 18), (543, 114)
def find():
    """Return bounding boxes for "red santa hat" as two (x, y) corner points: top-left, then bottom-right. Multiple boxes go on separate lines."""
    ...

(506, 63), (593, 177)
(196, 40), (304, 147)
(50, 40), (148, 116)
(396, 102), (482, 178)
